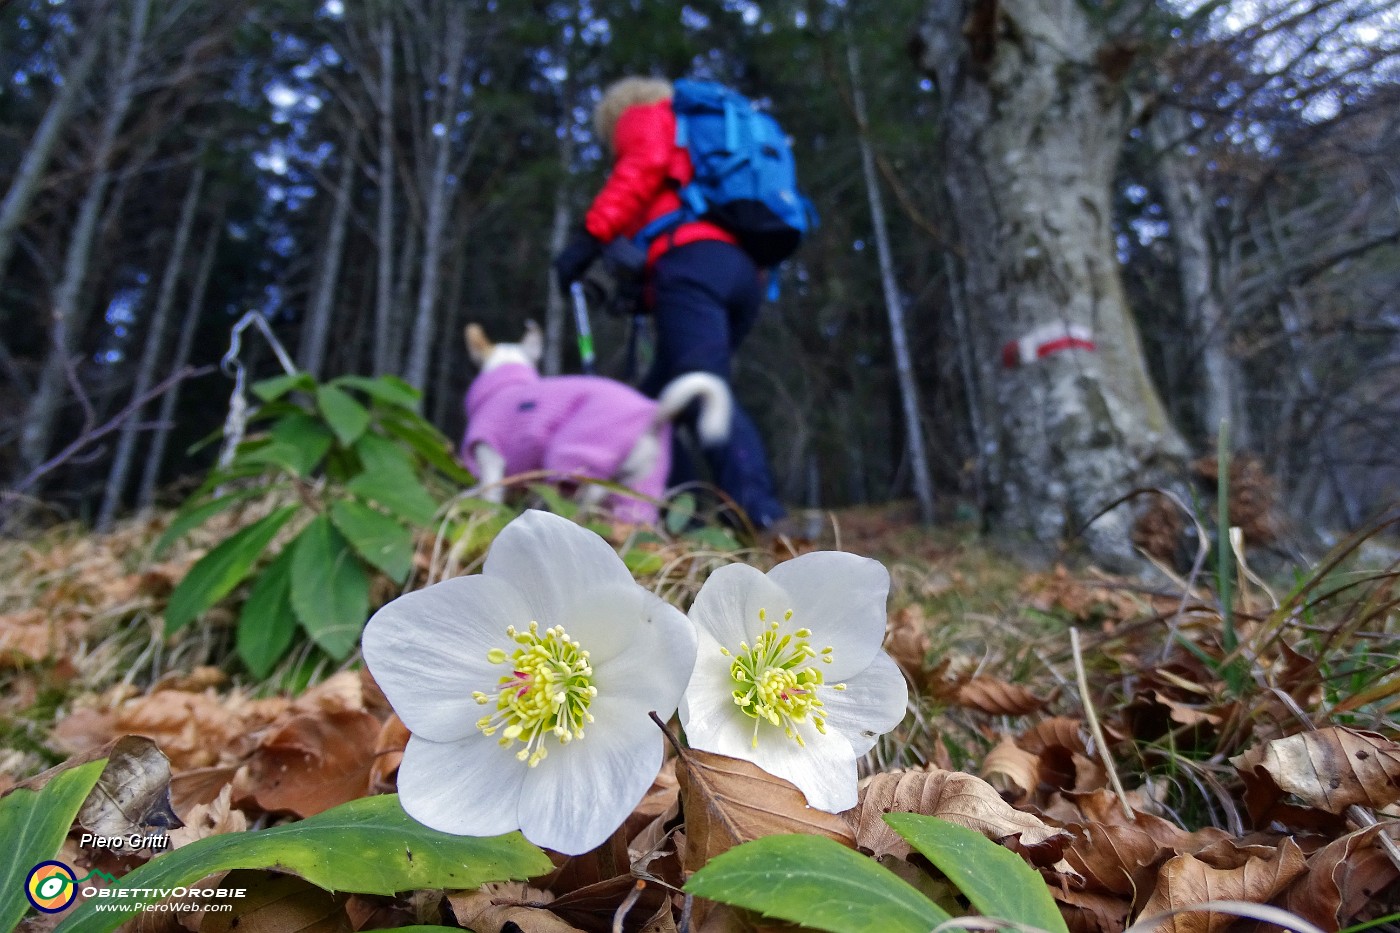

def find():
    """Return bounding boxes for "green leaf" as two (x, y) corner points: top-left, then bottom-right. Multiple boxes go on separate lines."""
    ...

(0, 760), (106, 932)
(164, 506), (300, 635)
(251, 372), (315, 402)
(354, 432), (417, 476)
(347, 470), (438, 527)
(242, 413), (334, 478)
(665, 492), (696, 535)
(236, 545), (299, 678)
(316, 384), (371, 447)
(376, 410), (473, 484)
(884, 814), (1069, 933)
(329, 499), (415, 583)
(52, 795), (552, 933)
(329, 374), (421, 410)
(153, 486), (269, 556)
(684, 834), (950, 933)
(289, 515), (370, 659)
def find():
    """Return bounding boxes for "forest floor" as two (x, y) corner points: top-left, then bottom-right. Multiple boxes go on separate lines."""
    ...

(1, 502), (1398, 932)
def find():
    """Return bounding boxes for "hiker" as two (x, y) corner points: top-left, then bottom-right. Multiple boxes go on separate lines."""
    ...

(552, 76), (788, 531)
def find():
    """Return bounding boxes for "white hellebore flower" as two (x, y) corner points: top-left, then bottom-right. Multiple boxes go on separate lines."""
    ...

(362, 509), (697, 855)
(680, 552), (908, 813)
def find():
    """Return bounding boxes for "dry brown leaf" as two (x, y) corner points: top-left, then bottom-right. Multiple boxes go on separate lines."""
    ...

(1055, 886), (1132, 933)
(677, 748), (855, 873)
(550, 876), (672, 932)
(1136, 838), (1307, 933)
(167, 784), (247, 848)
(0, 609), (58, 666)
(884, 605), (931, 680)
(242, 709), (380, 817)
(367, 713), (410, 795)
(448, 882), (582, 933)
(1280, 824), (1400, 928)
(1230, 726), (1400, 815)
(1061, 822), (1164, 897)
(846, 767), (1067, 864)
(953, 676), (1049, 716)
(202, 870), (350, 933)
(677, 748), (854, 932)
(981, 735), (1041, 801)
(169, 765), (239, 815)
(77, 735), (182, 840)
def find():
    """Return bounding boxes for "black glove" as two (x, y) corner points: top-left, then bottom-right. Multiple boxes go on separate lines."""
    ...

(553, 231), (602, 289)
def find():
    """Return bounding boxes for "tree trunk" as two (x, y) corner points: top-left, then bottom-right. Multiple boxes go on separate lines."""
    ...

(0, 15), (106, 285)
(97, 161), (205, 528)
(914, 0), (1188, 560)
(20, 0), (153, 476)
(372, 10), (398, 376)
(297, 126), (359, 379)
(402, 7), (467, 392)
(1151, 106), (1245, 448)
(137, 205), (222, 509)
(847, 26), (936, 524)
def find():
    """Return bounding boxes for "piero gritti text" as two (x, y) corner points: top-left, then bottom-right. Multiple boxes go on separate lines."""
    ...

(77, 832), (170, 850)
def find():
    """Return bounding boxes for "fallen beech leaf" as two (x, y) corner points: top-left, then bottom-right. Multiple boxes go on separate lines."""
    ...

(1061, 821), (1163, 896)
(169, 766), (239, 815)
(1055, 886), (1132, 933)
(292, 670), (368, 716)
(0, 608), (57, 665)
(1281, 825), (1400, 928)
(1230, 727), (1400, 815)
(1137, 838), (1307, 933)
(78, 735), (183, 839)
(884, 605), (931, 680)
(953, 676), (1048, 716)
(243, 709), (380, 817)
(367, 713), (409, 795)
(448, 881), (581, 933)
(550, 876), (671, 931)
(981, 735), (1040, 801)
(677, 748), (855, 873)
(677, 748), (854, 931)
(847, 767), (1067, 864)
(167, 784), (247, 849)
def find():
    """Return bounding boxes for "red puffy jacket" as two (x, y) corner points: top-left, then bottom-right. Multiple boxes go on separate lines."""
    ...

(583, 99), (737, 266)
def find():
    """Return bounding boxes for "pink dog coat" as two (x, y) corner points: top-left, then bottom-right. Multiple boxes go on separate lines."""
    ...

(461, 363), (671, 523)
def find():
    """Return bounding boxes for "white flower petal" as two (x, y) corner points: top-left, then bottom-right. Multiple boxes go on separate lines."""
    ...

(581, 588), (697, 709)
(483, 510), (633, 624)
(686, 562), (790, 649)
(363, 574), (533, 742)
(822, 652), (909, 755)
(396, 731), (525, 837)
(518, 697), (662, 854)
(749, 720), (859, 813)
(680, 635), (762, 759)
(766, 552), (890, 679)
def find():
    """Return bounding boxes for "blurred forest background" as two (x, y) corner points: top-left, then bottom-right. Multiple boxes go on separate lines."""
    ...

(1, 0), (1398, 555)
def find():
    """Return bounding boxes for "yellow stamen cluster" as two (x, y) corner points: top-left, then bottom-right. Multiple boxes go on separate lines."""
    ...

(472, 621), (596, 767)
(723, 608), (844, 748)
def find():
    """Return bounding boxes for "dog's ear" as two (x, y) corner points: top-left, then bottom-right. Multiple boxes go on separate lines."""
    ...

(465, 323), (493, 366)
(521, 320), (543, 365)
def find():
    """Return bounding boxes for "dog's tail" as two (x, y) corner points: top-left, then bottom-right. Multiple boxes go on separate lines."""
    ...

(655, 373), (732, 446)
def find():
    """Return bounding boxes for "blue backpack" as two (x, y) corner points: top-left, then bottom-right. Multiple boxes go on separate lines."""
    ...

(636, 79), (815, 269)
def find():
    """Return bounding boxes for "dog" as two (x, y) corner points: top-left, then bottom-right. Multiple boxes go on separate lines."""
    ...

(461, 321), (730, 524)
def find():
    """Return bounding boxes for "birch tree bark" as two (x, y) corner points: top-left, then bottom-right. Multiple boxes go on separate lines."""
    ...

(1151, 106), (1245, 447)
(137, 208), (222, 509)
(372, 9), (398, 376)
(402, 5), (467, 392)
(20, 0), (153, 474)
(847, 27), (936, 525)
(97, 161), (205, 528)
(0, 11), (106, 284)
(297, 126), (359, 378)
(914, 0), (1188, 560)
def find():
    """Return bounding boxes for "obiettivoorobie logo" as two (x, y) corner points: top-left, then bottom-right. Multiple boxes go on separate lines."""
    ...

(24, 861), (114, 913)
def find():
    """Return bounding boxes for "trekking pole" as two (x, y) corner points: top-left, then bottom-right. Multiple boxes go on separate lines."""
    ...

(570, 280), (596, 374)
